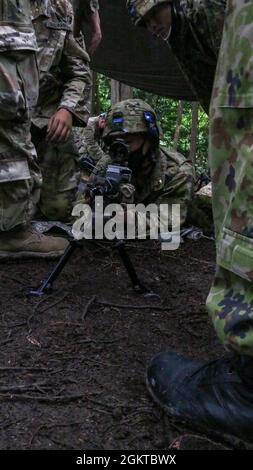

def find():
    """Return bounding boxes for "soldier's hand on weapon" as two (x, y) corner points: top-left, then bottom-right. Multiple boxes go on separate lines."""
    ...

(120, 183), (135, 204)
(79, 155), (96, 173)
(46, 108), (73, 143)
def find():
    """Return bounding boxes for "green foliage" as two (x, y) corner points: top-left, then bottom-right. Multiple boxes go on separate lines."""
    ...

(97, 74), (209, 175)
(97, 74), (111, 111)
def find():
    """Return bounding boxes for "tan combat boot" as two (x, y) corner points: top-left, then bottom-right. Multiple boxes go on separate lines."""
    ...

(0, 226), (69, 259)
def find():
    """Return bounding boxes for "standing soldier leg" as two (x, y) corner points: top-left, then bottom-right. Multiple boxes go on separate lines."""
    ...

(0, 52), (69, 258)
(146, 0), (253, 444)
(207, 107), (253, 355)
(35, 134), (80, 221)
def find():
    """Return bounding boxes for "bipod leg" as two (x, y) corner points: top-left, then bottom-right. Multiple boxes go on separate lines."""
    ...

(28, 240), (80, 297)
(114, 240), (159, 299)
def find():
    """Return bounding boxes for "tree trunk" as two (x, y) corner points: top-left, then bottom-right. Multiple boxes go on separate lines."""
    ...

(173, 100), (184, 151)
(91, 71), (100, 115)
(189, 101), (199, 173)
(111, 80), (133, 105)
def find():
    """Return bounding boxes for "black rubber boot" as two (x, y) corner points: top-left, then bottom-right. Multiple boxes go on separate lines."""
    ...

(146, 351), (253, 446)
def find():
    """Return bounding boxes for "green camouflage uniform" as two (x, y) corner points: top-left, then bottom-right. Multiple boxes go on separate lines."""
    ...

(31, 0), (92, 221)
(0, 0), (40, 231)
(75, 116), (106, 165)
(88, 100), (194, 231)
(94, 146), (194, 231)
(207, 0), (253, 355)
(127, 0), (226, 114)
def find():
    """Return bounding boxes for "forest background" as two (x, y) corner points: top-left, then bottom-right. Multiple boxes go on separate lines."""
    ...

(92, 74), (209, 177)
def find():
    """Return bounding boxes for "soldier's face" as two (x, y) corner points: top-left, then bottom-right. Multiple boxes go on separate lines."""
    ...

(98, 116), (106, 129)
(122, 133), (146, 153)
(143, 4), (172, 40)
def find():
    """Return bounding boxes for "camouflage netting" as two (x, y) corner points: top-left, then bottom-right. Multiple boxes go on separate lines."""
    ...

(82, 0), (196, 100)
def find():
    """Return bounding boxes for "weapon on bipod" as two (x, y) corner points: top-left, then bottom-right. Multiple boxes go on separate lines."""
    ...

(28, 139), (158, 299)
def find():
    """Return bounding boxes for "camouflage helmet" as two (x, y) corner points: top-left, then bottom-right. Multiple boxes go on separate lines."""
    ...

(103, 99), (162, 142)
(126, 0), (172, 27)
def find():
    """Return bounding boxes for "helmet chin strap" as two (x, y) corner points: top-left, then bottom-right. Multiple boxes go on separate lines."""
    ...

(160, 26), (171, 41)
(155, 4), (172, 42)
(156, 27), (171, 42)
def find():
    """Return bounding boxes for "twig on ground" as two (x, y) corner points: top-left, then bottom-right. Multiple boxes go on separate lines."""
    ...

(27, 294), (68, 333)
(39, 294), (68, 314)
(96, 300), (171, 311)
(0, 274), (27, 286)
(0, 393), (84, 403)
(82, 295), (97, 321)
(0, 367), (54, 372)
(29, 420), (85, 447)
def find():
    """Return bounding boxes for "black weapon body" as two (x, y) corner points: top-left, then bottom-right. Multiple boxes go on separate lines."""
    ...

(29, 141), (157, 298)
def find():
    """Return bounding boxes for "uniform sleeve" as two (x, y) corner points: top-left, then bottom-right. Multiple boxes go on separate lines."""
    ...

(139, 158), (194, 237)
(82, 126), (106, 162)
(58, 32), (92, 126)
(153, 159), (194, 229)
(93, 154), (112, 174)
(200, 0), (227, 57)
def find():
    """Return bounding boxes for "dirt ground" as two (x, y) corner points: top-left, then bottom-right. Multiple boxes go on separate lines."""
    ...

(0, 237), (227, 450)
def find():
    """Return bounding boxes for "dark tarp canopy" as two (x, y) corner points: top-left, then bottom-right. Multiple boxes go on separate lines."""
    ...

(83, 0), (196, 101)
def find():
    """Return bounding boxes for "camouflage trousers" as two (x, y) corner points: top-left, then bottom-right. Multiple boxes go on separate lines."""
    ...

(207, 107), (253, 355)
(32, 127), (80, 221)
(0, 51), (41, 231)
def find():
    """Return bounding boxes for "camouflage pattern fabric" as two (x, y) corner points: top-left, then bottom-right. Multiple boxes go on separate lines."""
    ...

(89, 145), (194, 231)
(0, 0), (37, 51)
(91, 99), (193, 229)
(31, 0), (92, 220)
(33, 128), (79, 221)
(76, 116), (106, 163)
(127, 0), (172, 26)
(31, 0), (91, 129)
(207, 0), (253, 355)
(74, 99), (193, 236)
(0, 118), (41, 231)
(127, 0), (226, 113)
(103, 99), (162, 140)
(186, 183), (213, 235)
(0, 3), (40, 232)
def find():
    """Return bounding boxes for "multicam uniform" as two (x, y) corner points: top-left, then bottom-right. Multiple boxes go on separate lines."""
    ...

(75, 115), (106, 166)
(127, 0), (226, 113)
(95, 146), (194, 231)
(89, 99), (194, 231)
(0, 0), (40, 231)
(31, 0), (92, 221)
(207, 0), (253, 355)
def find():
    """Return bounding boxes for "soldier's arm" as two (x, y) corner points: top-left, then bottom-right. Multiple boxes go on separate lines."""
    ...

(58, 32), (92, 127)
(152, 160), (194, 229)
(92, 154), (112, 175)
(82, 126), (106, 162)
(86, 10), (102, 55)
(196, 0), (226, 57)
(73, 0), (101, 55)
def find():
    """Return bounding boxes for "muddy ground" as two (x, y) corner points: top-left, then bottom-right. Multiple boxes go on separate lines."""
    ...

(0, 237), (227, 450)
